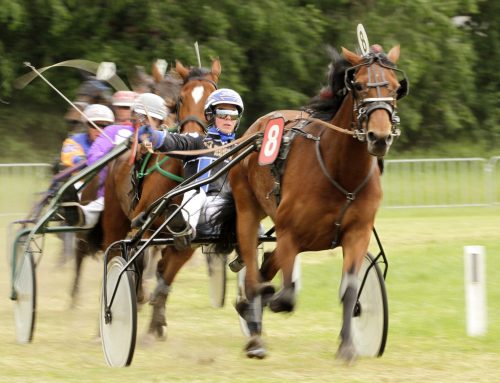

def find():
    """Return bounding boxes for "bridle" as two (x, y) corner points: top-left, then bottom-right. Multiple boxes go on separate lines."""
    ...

(175, 76), (218, 133)
(344, 53), (409, 142)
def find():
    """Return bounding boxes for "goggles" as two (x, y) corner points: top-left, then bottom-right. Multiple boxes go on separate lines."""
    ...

(133, 112), (147, 124)
(89, 122), (110, 129)
(215, 109), (240, 121)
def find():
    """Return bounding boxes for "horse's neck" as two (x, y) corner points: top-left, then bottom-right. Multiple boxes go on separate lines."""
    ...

(324, 96), (375, 188)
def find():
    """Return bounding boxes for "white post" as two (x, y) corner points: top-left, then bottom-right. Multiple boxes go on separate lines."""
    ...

(464, 246), (487, 336)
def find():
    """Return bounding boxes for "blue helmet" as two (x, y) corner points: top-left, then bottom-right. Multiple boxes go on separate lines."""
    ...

(204, 88), (244, 120)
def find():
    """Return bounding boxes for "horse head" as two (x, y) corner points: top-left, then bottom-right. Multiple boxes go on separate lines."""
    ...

(171, 59), (221, 134)
(342, 44), (408, 157)
(132, 59), (221, 134)
(65, 75), (112, 124)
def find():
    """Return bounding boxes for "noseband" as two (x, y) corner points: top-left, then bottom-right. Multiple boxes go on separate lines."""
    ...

(345, 54), (408, 142)
(176, 77), (218, 132)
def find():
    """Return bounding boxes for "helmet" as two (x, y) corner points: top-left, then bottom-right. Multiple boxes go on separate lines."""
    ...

(112, 90), (137, 107)
(204, 88), (244, 120)
(132, 93), (168, 120)
(82, 104), (115, 123)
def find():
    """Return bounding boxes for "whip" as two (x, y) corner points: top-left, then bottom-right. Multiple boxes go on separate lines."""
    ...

(23, 62), (114, 144)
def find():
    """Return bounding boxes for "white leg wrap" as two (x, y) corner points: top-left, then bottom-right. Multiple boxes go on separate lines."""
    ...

(339, 272), (358, 301)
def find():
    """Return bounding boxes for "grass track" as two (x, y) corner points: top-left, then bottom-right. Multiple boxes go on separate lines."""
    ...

(1, 207), (499, 382)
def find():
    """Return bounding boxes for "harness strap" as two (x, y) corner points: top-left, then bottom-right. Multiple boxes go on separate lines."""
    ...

(137, 152), (184, 183)
(314, 139), (377, 248)
(306, 117), (355, 136)
(157, 117), (354, 158)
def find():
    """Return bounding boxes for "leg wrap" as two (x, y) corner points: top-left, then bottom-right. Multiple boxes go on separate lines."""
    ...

(339, 272), (358, 301)
(244, 297), (263, 335)
(150, 274), (171, 304)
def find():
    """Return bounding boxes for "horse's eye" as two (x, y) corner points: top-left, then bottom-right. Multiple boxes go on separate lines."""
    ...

(353, 82), (364, 91)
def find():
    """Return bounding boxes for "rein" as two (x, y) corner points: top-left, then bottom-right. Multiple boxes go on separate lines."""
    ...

(137, 152), (184, 183)
(151, 117), (356, 157)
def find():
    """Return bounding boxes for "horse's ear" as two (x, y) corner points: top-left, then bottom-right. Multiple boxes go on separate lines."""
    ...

(175, 60), (190, 80)
(387, 45), (400, 64)
(131, 66), (154, 93)
(151, 61), (164, 83)
(211, 58), (221, 82)
(341, 47), (363, 66)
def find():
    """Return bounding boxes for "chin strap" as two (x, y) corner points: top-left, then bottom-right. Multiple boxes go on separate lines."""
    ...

(208, 126), (235, 143)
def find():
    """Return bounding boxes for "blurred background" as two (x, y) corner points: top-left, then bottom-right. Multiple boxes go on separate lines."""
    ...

(0, 0), (498, 162)
(0, 1), (499, 381)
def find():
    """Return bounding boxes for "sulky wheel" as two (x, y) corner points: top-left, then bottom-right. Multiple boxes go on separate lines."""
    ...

(351, 252), (388, 357)
(12, 234), (37, 344)
(100, 256), (137, 367)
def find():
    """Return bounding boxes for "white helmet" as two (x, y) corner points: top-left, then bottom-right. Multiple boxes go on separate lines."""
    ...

(204, 88), (244, 118)
(112, 90), (137, 107)
(132, 93), (168, 120)
(82, 104), (115, 123)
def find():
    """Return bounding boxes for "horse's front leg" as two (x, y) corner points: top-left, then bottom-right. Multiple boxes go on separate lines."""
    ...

(143, 246), (194, 344)
(268, 232), (298, 313)
(337, 229), (370, 363)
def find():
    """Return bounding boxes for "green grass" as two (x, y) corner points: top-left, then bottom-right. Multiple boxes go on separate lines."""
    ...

(1, 207), (499, 382)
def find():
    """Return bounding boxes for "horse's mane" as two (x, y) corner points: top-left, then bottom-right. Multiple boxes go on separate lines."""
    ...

(304, 48), (353, 121)
(183, 66), (213, 83)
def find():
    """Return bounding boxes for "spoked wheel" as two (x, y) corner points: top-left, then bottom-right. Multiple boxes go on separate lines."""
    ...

(12, 233), (36, 344)
(100, 256), (137, 367)
(351, 252), (388, 357)
(205, 248), (227, 308)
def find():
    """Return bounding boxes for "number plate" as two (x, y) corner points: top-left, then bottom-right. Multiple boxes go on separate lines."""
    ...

(258, 117), (284, 166)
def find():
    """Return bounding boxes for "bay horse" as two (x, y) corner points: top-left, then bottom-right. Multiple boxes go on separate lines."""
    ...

(102, 58), (221, 340)
(213, 44), (408, 361)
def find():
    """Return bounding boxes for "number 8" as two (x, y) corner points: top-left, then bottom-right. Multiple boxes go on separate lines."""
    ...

(264, 124), (280, 157)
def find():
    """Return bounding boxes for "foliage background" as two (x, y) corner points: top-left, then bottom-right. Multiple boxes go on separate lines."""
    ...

(0, 0), (498, 161)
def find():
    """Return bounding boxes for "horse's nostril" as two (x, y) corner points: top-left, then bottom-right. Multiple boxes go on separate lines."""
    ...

(385, 135), (393, 145)
(367, 131), (377, 142)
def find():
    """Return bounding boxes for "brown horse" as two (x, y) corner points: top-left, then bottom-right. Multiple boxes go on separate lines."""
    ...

(102, 58), (221, 340)
(213, 44), (407, 361)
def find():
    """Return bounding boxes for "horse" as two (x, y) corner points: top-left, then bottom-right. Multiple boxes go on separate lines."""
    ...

(102, 58), (221, 340)
(212, 44), (408, 361)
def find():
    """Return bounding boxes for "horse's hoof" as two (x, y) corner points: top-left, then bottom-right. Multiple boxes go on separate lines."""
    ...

(336, 342), (358, 364)
(153, 324), (167, 341)
(155, 326), (167, 341)
(268, 288), (295, 313)
(245, 336), (266, 359)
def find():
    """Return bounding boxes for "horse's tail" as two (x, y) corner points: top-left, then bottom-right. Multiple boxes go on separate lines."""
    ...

(87, 217), (104, 254)
(211, 191), (237, 255)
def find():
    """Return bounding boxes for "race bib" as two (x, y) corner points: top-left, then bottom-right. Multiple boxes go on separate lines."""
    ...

(258, 117), (284, 166)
